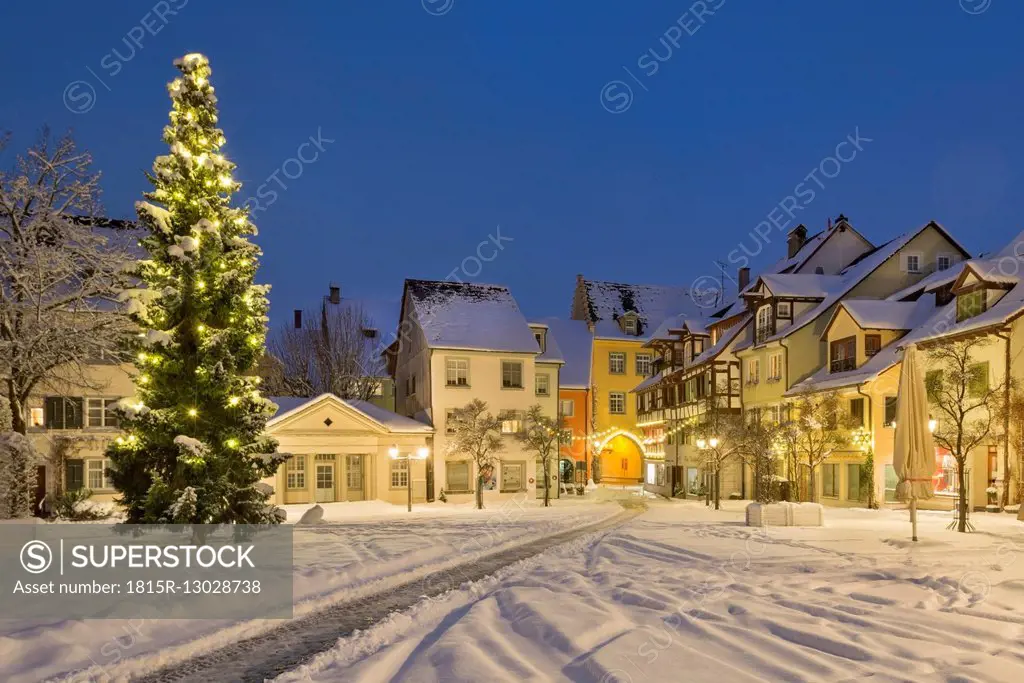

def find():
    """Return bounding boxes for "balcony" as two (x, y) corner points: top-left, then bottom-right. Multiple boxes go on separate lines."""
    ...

(830, 357), (856, 373)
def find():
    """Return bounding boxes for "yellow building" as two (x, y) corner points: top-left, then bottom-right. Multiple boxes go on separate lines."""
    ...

(570, 276), (700, 485)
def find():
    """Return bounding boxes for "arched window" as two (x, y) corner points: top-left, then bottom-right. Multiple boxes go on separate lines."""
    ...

(755, 304), (773, 343)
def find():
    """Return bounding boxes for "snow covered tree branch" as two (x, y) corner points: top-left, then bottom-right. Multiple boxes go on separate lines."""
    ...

(0, 130), (137, 435)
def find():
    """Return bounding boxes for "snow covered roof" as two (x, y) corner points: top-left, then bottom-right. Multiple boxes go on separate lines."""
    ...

(744, 221), (965, 348)
(753, 273), (844, 299)
(631, 370), (669, 393)
(767, 228), (831, 274)
(833, 299), (934, 333)
(538, 317), (592, 389)
(267, 393), (433, 433)
(576, 278), (702, 339)
(644, 314), (708, 345)
(404, 279), (539, 353)
(691, 314), (751, 367)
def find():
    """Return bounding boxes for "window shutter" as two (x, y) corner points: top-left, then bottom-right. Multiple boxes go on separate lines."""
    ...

(67, 398), (83, 429)
(45, 397), (63, 429)
(66, 459), (84, 491)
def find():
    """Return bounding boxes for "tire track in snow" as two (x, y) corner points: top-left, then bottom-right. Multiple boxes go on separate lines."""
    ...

(135, 506), (641, 683)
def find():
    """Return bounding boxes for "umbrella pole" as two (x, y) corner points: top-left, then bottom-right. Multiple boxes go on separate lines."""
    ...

(910, 497), (918, 542)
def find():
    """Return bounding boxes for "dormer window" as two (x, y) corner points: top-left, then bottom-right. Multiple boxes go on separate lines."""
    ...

(532, 328), (546, 353)
(362, 328), (378, 339)
(956, 289), (986, 322)
(622, 314), (638, 335)
(777, 301), (791, 317)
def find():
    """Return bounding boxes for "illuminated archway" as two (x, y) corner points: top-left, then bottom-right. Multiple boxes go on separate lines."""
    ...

(597, 430), (645, 483)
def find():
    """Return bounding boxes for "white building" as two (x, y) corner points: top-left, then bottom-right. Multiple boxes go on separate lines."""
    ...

(394, 279), (562, 503)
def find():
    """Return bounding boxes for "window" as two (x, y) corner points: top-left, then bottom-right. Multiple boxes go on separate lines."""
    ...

(371, 381), (384, 397)
(822, 463), (839, 498)
(767, 405), (781, 424)
(608, 352), (626, 374)
(609, 392), (626, 414)
(755, 305), (773, 344)
(768, 353), (783, 381)
(500, 410), (524, 434)
(535, 373), (550, 396)
(501, 462), (525, 492)
(390, 459), (409, 488)
(362, 328), (378, 339)
(406, 374), (416, 396)
(969, 362), (990, 397)
(957, 290), (986, 322)
(87, 398), (120, 428)
(445, 358), (469, 387)
(847, 464), (863, 501)
(501, 361), (523, 389)
(534, 330), (546, 352)
(904, 253), (922, 274)
(29, 408), (44, 428)
(884, 396), (898, 427)
(347, 455), (363, 490)
(865, 334), (882, 357)
(286, 455), (306, 490)
(44, 397), (83, 430)
(447, 461), (471, 492)
(86, 459), (112, 490)
(777, 301), (791, 317)
(829, 337), (856, 373)
(937, 255), (953, 272)
(445, 409), (458, 435)
(850, 398), (865, 426)
(623, 317), (637, 335)
(746, 358), (760, 385)
(559, 399), (574, 417)
(635, 353), (652, 377)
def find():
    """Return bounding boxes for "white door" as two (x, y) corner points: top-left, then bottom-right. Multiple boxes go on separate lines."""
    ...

(315, 464), (336, 503)
(345, 455), (364, 501)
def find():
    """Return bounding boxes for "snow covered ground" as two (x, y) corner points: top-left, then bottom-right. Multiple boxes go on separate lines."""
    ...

(0, 497), (620, 683)
(279, 500), (1024, 683)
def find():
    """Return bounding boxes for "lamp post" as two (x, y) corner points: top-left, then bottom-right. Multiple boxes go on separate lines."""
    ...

(697, 436), (720, 508)
(389, 444), (431, 512)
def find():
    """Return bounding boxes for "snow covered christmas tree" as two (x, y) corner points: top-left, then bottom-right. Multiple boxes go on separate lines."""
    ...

(108, 53), (284, 524)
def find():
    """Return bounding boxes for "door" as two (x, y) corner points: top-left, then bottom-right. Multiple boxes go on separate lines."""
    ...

(425, 458), (435, 502)
(33, 466), (46, 517)
(315, 464), (336, 503)
(345, 455), (364, 501)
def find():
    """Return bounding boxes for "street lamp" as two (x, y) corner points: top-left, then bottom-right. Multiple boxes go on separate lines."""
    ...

(696, 436), (719, 507)
(389, 444), (431, 512)
(928, 418), (937, 434)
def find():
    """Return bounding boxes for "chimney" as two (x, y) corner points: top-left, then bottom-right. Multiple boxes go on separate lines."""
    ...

(835, 213), (848, 230)
(737, 267), (751, 292)
(787, 224), (808, 259)
(293, 309), (303, 329)
(328, 284), (341, 304)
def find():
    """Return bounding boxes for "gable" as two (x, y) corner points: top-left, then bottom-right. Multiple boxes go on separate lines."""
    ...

(268, 396), (387, 435)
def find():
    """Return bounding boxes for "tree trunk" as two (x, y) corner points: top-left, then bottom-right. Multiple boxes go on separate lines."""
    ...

(476, 473), (483, 510)
(808, 462), (817, 503)
(957, 460), (968, 533)
(543, 457), (550, 507)
(714, 467), (721, 510)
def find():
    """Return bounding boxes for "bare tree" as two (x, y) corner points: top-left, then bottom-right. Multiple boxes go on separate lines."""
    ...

(996, 383), (1024, 507)
(447, 399), (504, 510)
(774, 415), (802, 500)
(516, 404), (567, 507)
(927, 338), (1000, 533)
(0, 131), (135, 434)
(694, 396), (744, 509)
(265, 301), (387, 401)
(735, 410), (781, 504)
(788, 392), (859, 503)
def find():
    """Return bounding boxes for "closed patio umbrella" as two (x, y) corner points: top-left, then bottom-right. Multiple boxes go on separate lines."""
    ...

(893, 343), (935, 541)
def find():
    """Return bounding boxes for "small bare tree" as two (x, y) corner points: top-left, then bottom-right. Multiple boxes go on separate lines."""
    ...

(788, 392), (859, 502)
(927, 338), (1000, 533)
(695, 396), (744, 509)
(447, 399), (504, 509)
(996, 384), (1024, 507)
(516, 404), (567, 507)
(265, 301), (387, 401)
(0, 130), (135, 434)
(735, 410), (781, 504)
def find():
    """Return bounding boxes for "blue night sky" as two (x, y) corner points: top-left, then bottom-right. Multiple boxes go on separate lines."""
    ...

(2, 1), (1022, 327)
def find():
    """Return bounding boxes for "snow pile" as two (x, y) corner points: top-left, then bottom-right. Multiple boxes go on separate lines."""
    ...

(746, 501), (824, 527)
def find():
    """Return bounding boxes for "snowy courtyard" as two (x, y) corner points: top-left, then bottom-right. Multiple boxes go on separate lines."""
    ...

(5, 498), (1023, 682)
(281, 501), (1024, 683)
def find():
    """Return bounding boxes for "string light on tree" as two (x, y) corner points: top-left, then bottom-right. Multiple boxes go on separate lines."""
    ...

(105, 53), (285, 525)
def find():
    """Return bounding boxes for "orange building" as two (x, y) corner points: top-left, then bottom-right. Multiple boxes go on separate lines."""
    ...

(537, 318), (593, 484)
